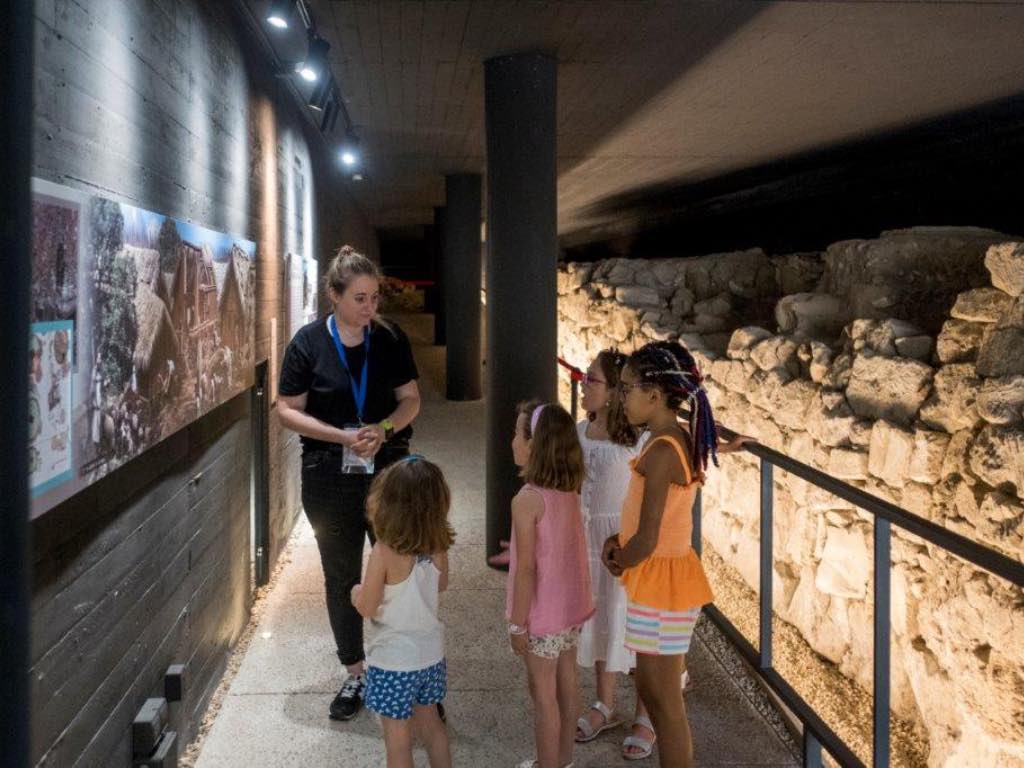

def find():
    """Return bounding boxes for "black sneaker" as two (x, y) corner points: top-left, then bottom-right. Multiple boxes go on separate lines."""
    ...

(329, 674), (365, 721)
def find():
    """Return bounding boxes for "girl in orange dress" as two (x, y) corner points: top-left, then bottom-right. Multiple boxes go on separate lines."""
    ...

(602, 341), (748, 767)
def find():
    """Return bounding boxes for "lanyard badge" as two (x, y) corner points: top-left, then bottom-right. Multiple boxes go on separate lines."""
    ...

(328, 315), (375, 474)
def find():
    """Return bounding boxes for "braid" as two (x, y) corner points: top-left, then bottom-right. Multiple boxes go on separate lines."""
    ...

(628, 341), (719, 473)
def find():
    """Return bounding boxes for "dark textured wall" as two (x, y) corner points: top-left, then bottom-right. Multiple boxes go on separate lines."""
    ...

(30, 1), (375, 765)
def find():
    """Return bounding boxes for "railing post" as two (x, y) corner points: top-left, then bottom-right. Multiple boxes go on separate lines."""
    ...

(803, 729), (823, 768)
(570, 376), (578, 421)
(692, 487), (702, 556)
(874, 518), (892, 768)
(759, 459), (773, 671)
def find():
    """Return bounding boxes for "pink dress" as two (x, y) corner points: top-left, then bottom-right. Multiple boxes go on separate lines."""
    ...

(505, 484), (595, 636)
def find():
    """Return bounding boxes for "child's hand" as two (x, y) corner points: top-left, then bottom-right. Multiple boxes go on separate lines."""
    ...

(509, 631), (529, 657)
(350, 584), (362, 605)
(601, 534), (621, 572)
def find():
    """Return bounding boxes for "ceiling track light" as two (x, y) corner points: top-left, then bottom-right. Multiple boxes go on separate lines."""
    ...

(340, 129), (361, 169)
(266, 0), (293, 29)
(297, 34), (330, 82)
(320, 100), (339, 134)
(309, 75), (333, 112)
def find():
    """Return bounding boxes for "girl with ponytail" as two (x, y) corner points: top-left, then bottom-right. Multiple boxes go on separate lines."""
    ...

(601, 341), (748, 767)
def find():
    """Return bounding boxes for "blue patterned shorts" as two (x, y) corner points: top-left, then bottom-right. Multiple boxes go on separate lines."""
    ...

(364, 659), (447, 720)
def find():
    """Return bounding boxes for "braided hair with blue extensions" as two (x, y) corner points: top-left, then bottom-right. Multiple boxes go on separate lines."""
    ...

(627, 341), (719, 474)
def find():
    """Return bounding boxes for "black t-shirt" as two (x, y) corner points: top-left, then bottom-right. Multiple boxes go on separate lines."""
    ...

(279, 318), (419, 452)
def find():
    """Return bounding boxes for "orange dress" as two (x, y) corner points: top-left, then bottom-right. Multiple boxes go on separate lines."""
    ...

(619, 434), (713, 613)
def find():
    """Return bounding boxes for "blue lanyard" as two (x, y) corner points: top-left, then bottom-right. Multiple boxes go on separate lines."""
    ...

(327, 315), (370, 423)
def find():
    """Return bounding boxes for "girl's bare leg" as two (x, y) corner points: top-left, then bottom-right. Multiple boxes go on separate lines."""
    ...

(634, 653), (693, 768)
(525, 652), (561, 768)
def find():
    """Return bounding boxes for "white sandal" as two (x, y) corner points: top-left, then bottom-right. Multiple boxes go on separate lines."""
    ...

(575, 700), (622, 743)
(622, 715), (656, 761)
(516, 761), (574, 768)
(682, 668), (693, 693)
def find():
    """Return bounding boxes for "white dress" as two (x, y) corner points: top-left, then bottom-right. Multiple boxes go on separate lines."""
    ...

(576, 420), (647, 673)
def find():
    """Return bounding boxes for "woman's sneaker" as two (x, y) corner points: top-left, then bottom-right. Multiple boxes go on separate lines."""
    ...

(329, 674), (365, 720)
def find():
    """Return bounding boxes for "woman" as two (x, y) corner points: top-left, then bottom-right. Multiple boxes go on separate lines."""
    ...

(278, 245), (421, 722)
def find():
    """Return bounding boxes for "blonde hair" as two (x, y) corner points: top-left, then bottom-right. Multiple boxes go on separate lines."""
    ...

(323, 244), (392, 332)
(367, 456), (455, 555)
(518, 400), (585, 492)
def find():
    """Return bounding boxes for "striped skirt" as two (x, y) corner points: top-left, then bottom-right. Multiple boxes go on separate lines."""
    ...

(624, 601), (700, 656)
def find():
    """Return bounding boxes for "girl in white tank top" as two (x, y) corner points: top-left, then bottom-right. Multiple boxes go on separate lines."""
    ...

(351, 456), (455, 767)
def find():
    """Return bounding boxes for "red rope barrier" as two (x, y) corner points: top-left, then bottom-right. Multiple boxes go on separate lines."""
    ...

(557, 357), (584, 382)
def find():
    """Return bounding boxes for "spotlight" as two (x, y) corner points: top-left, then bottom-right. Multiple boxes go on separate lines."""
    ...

(340, 130), (360, 168)
(309, 76), (332, 112)
(266, 0), (292, 29)
(297, 35), (330, 82)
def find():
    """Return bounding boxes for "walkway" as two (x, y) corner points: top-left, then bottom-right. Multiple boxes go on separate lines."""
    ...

(194, 314), (798, 767)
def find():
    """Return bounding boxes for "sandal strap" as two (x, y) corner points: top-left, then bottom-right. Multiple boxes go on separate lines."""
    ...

(590, 701), (613, 721)
(623, 735), (654, 750)
(633, 715), (655, 733)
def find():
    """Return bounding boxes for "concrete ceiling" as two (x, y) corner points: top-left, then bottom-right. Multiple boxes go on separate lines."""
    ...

(292, 0), (1024, 237)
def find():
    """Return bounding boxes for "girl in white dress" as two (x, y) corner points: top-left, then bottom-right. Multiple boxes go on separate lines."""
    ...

(574, 350), (658, 760)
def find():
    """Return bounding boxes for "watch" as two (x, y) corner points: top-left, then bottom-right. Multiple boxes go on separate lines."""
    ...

(380, 418), (395, 440)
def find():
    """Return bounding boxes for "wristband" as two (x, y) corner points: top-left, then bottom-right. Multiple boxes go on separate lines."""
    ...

(508, 623), (528, 636)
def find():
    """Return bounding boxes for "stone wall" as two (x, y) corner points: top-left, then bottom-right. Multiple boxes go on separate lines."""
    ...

(557, 229), (1024, 767)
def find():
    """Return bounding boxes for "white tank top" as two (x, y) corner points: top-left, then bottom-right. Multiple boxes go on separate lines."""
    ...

(365, 554), (444, 671)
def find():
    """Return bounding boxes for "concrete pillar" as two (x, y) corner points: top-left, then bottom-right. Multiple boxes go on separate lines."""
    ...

(432, 206), (447, 346)
(484, 53), (558, 565)
(443, 174), (483, 401)
(1, 0), (33, 763)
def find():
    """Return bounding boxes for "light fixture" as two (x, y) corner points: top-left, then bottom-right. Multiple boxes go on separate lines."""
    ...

(266, 0), (292, 29)
(320, 100), (339, 134)
(340, 130), (360, 168)
(297, 35), (330, 82)
(308, 76), (332, 112)
(351, 173), (364, 182)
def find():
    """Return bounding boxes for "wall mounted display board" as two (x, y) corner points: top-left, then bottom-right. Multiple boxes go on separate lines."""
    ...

(29, 178), (257, 518)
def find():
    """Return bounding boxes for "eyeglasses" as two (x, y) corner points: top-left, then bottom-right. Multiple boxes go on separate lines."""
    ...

(617, 381), (645, 395)
(581, 373), (607, 387)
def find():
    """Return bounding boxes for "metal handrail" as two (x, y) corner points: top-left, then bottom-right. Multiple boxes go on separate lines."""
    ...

(556, 356), (1024, 767)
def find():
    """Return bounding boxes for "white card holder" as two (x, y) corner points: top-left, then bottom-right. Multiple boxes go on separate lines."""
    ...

(342, 423), (375, 474)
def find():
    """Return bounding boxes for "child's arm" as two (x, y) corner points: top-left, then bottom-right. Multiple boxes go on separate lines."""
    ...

(508, 490), (542, 651)
(433, 551), (450, 593)
(351, 541), (388, 618)
(612, 441), (676, 569)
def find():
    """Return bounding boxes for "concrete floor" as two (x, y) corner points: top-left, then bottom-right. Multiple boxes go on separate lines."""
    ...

(195, 315), (798, 767)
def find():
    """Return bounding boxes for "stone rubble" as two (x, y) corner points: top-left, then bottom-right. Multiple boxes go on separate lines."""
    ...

(557, 228), (1024, 767)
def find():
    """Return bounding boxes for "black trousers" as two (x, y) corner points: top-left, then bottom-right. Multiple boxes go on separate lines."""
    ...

(301, 443), (409, 667)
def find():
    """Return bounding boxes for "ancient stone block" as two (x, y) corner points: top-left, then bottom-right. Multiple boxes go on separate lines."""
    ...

(936, 319), (986, 364)
(969, 426), (1024, 496)
(750, 336), (799, 374)
(846, 355), (933, 425)
(615, 285), (661, 308)
(920, 364), (982, 433)
(775, 292), (848, 341)
(907, 429), (951, 485)
(821, 352), (853, 390)
(894, 335), (933, 362)
(950, 287), (1014, 323)
(726, 326), (772, 361)
(984, 242), (1024, 297)
(808, 341), (833, 383)
(868, 421), (915, 488)
(805, 393), (856, 447)
(849, 420), (873, 447)
(828, 447), (869, 480)
(709, 359), (749, 394)
(815, 526), (870, 599)
(669, 286), (694, 317)
(976, 375), (1024, 425)
(975, 299), (1024, 377)
(606, 260), (635, 286)
(693, 293), (731, 317)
